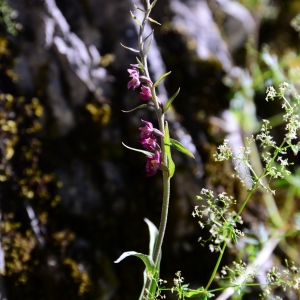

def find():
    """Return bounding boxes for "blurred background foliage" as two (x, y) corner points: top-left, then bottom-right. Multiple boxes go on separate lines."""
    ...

(0, 0), (300, 299)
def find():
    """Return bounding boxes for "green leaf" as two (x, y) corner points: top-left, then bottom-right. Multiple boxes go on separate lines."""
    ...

(147, 17), (161, 25)
(170, 138), (195, 158)
(150, 0), (158, 9)
(144, 218), (158, 258)
(136, 57), (143, 66)
(134, 57), (145, 73)
(120, 43), (139, 53)
(231, 230), (237, 243)
(122, 103), (153, 113)
(134, 5), (146, 13)
(114, 251), (155, 273)
(122, 142), (153, 156)
(183, 289), (202, 297)
(164, 122), (175, 178)
(130, 11), (142, 27)
(145, 31), (154, 56)
(139, 219), (160, 300)
(164, 87), (180, 113)
(142, 30), (153, 44)
(154, 71), (172, 87)
(148, 254), (161, 298)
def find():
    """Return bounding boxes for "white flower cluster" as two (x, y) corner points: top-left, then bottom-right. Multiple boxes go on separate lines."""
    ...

(193, 189), (243, 252)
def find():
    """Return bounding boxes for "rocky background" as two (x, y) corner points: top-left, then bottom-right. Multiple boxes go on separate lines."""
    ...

(0, 0), (300, 299)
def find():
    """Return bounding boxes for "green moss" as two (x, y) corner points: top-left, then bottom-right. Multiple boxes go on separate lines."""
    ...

(63, 258), (91, 296)
(1, 217), (36, 284)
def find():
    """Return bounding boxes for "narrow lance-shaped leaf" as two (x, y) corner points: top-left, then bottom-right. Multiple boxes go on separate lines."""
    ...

(114, 251), (155, 273)
(134, 4), (146, 13)
(145, 31), (153, 56)
(170, 138), (195, 158)
(122, 142), (153, 157)
(134, 57), (145, 72)
(136, 56), (143, 66)
(139, 219), (160, 300)
(154, 71), (171, 87)
(147, 17), (161, 25)
(150, 0), (158, 9)
(144, 218), (158, 258)
(120, 43), (139, 53)
(121, 103), (154, 113)
(164, 122), (175, 178)
(130, 11), (142, 27)
(164, 87), (180, 113)
(142, 30), (153, 44)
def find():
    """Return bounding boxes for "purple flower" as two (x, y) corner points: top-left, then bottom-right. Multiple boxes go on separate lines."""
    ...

(139, 85), (152, 101)
(139, 120), (154, 139)
(146, 149), (162, 177)
(139, 135), (157, 151)
(139, 120), (164, 140)
(127, 68), (140, 90)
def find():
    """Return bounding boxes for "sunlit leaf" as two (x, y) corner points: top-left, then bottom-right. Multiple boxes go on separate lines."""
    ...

(164, 122), (175, 178)
(139, 219), (160, 300)
(153, 71), (171, 87)
(170, 138), (195, 158)
(145, 31), (153, 56)
(136, 57), (143, 66)
(150, 0), (158, 9)
(147, 17), (161, 25)
(130, 11), (142, 27)
(120, 43), (139, 53)
(142, 30), (153, 44)
(114, 251), (155, 273)
(122, 103), (153, 113)
(134, 5), (146, 13)
(144, 218), (158, 258)
(164, 88), (180, 113)
(122, 142), (153, 156)
(139, 218), (160, 300)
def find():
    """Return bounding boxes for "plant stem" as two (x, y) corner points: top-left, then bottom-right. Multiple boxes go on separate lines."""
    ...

(138, 1), (171, 298)
(204, 242), (227, 292)
(153, 172), (170, 266)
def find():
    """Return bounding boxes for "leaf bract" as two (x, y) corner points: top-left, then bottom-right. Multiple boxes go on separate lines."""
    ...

(122, 103), (153, 113)
(120, 43), (139, 53)
(150, 0), (158, 9)
(164, 87), (180, 113)
(130, 11), (142, 27)
(154, 71), (171, 87)
(147, 17), (161, 25)
(122, 142), (153, 157)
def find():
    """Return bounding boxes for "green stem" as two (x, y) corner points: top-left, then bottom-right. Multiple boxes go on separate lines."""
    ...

(246, 137), (284, 228)
(153, 172), (170, 266)
(236, 186), (255, 218)
(204, 242), (227, 291)
(139, 1), (171, 299)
